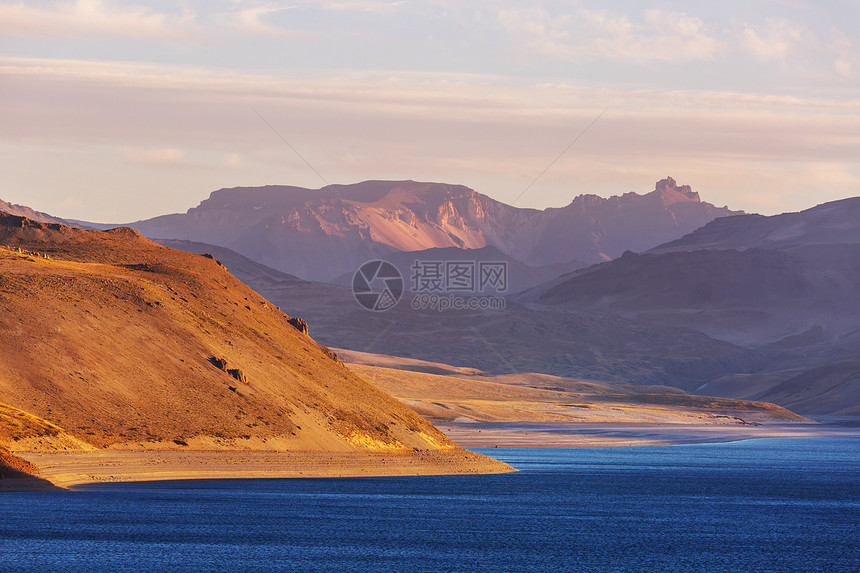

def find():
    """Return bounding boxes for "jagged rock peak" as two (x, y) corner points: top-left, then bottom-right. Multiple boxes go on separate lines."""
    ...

(655, 177), (699, 201)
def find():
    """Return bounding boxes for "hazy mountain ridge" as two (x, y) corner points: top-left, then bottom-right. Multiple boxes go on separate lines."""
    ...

(753, 359), (860, 417)
(529, 197), (860, 345)
(0, 198), (66, 225)
(650, 196), (860, 254)
(127, 178), (740, 281)
(520, 196), (860, 414)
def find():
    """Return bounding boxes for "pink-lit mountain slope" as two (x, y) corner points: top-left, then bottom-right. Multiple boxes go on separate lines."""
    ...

(127, 178), (739, 281)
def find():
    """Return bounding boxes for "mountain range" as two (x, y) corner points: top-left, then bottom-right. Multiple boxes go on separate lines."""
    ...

(522, 197), (860, 415)
(127, 177), (739, 281)
(4, 178), (857, 421)
(143, 188), (859, 417)
(527, 197), (860, 344)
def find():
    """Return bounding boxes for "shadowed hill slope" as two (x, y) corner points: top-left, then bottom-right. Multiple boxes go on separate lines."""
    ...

(651, 196), (860, 254)
(754, 360), (860, 417)
(0, 213), (509, 476)
(518, 195), (860, 415)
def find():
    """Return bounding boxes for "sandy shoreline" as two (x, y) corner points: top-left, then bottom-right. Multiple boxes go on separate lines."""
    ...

(437, 421), (860, 447)
(7, 423), (858, 490)
(13, 449), (514, 489)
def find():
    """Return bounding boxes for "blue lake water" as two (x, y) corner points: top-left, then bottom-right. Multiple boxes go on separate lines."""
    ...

(1, 437), (858, 572)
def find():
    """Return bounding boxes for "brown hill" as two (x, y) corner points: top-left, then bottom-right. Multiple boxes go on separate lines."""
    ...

(126, 178), (739, 281)
(0, 213), (509, 479)
(0, 447), (57, 490)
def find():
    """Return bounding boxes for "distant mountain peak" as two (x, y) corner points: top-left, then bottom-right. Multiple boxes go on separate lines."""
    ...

(0, 198), (66, 225)
(653, 177), (700, 203)
(567, 178), (703, 209)
(129, 178), (740, 281)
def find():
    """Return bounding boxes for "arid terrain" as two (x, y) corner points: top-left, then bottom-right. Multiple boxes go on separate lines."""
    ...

(337, 349), (833, 447)
(3, 181), (858, 489)
(0, 213), (511, 488)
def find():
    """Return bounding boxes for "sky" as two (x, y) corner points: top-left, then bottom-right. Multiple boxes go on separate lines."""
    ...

(1, 0), (859, 222)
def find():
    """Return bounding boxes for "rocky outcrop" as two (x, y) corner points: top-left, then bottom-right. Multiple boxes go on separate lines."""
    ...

(654, 176), (699, 201)
(227, 368), (246, 384)
(288, 317), (309, 335)
(209, 356), (248, 384)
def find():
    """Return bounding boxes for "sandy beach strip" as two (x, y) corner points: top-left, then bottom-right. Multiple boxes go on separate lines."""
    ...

(15, 449), (515, 489)
(10, 423), (858, 490)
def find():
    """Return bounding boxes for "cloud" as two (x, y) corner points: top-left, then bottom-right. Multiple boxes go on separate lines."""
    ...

(586, 9), (719, 63)
(318, 1), (405, 12)
(2, 57), (859, 219)
(0, 0), (193, 39)
(493, 4), (852, 82)
(496, 7), (720, 64)
(830, 28), (856, 79)
(215, 2), (296, 37)
(4, 56), (858, 147)
(123, 147), (188, 166)
(739, 18), (804, 62)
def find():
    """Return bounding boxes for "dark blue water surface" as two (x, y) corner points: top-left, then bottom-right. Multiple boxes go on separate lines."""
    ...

(1, 438), (858, 572)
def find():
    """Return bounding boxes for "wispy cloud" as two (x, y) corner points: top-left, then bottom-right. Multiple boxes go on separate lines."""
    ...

(830, 28), (856, 79)
(584, 9), (719, 63)
(123, 147), (188, 167)
(739, 18), (804, 62)
(2, 56), (858, 219)
(496, 7), (719, 64)
(317, 1), (405, 12)
(216, 2), (296, 37)
(0, 0), (194, 39)
(492, 3), (857, 84)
